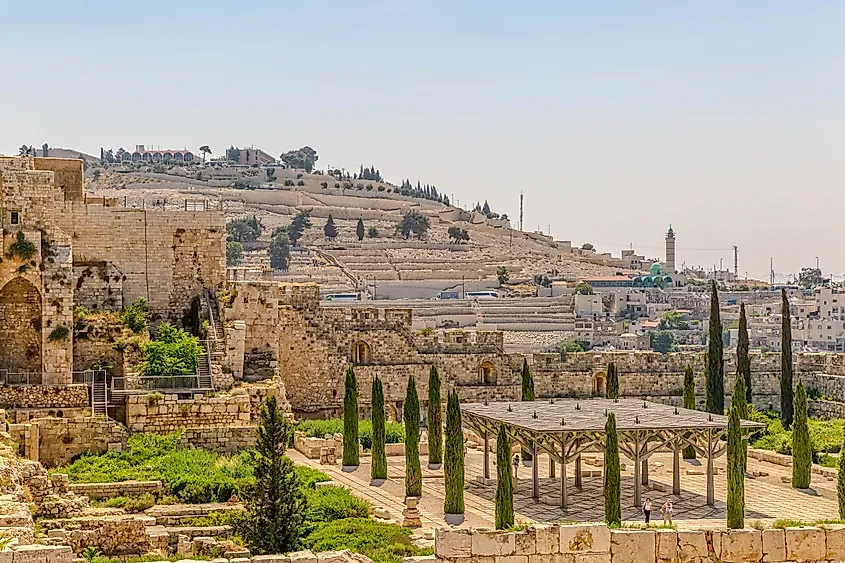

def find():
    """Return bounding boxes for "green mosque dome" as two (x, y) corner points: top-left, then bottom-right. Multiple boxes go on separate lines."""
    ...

(649, 262), (664, 276)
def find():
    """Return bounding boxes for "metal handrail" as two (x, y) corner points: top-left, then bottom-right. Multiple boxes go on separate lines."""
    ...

(111, 375), (205, 393)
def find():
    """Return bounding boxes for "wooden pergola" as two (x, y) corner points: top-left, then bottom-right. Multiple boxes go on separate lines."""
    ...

(461, 398), (765, 510)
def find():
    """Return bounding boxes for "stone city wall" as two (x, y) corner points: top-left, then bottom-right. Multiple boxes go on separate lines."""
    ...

(0, 385), (88, 409)
(435, 523), (845, 563)
(72, 261), (124, 311)
(67, 480), (162, 500)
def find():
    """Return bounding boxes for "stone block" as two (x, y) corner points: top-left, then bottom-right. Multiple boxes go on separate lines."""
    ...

(719, 530), (762, 563)
(533, 525), (560, 554)
(290, 550), (318, 563)
(472, 530), (516, 556)
(761, 529), (785, 563)
(825, 524), (845, 560)
(528, 555), (570, 563)
(676, 531), (708, 563)
(654, 530), (677, 563)
(784, 527), (825, 562)
(560, 525), (611, 554)
(515, 529), (537, 556)
(498, 556), (529, 563)
(573, 555), (610, 563)
(435, 528), (472, 558)
(611, 530), (655, 563)
(12, 546), (48, 563)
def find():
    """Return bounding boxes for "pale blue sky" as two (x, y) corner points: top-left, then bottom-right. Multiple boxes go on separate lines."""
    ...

(2, 1), (843, 281)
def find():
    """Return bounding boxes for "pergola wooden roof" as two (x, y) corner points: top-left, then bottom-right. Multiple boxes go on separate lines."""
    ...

(461, 398), (765, 510)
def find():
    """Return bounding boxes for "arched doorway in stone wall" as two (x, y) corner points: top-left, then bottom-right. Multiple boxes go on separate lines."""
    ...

(0, 278), (42, 373)
(478, 361), (497, 385)
(592, 371), (607, 397)
(351, 340), (372, 364)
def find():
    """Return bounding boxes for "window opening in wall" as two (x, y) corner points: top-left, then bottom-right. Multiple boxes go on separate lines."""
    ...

(10, 211), (19, 225)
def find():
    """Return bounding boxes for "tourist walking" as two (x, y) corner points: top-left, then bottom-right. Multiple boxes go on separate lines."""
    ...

(662, 500), (673, 525)
(642, 497), (652, 523)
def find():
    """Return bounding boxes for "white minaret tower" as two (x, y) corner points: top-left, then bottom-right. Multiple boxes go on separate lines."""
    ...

(665, 225), (676, 273)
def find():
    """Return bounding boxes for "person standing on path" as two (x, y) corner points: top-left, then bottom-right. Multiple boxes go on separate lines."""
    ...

(642, 497), (652, 524)
(662, 500), (673, 525)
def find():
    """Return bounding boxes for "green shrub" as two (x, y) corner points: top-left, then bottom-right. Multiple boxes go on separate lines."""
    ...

(48, 326), (70, 342)
(7, 231), (37, 261)
(139, 323), (203, 377)
(751, 410), (845, 459)
(301, 518), (431, 563)
(121, 298), (148, 334)
(101, 493), (156, 512)
(304, 486), (371, 522)
(295, 419), (405, 450)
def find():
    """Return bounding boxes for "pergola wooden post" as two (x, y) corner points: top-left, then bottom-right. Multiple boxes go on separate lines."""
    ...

(483, 430), (490, 480)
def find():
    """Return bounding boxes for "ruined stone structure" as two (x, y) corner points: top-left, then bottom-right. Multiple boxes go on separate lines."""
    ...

(0, 155), (225, 384)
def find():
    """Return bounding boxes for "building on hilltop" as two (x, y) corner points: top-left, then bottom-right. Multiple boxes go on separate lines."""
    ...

(0, 155), (225, 384)
(127, 145), (195, 163)
(230, 147), (275, 166)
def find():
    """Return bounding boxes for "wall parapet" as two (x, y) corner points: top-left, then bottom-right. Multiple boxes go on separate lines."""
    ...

(434, 523), (845, 563)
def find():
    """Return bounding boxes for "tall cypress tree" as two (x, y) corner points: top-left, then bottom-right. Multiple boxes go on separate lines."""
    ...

(242, 396), (305, 554)
(342, 366), (359, 468)
(356, 218), (365, 241)
(737, 304), (752, 404)
(520, 358), (535, 462)
(606, 362), (619, 400)
(444, 390), (465, 517)
(682, 364), (697, 459)
(792, 380), (811, 489)
(495, 423), (514, 529)
(781, 289), (795, 427)
(726, 397), (744, 529)
(371, 377), (387, 481)
(404, 375), (422, 497)
(706, 281), (725, 414)
(732, 372), (748, 471)
(604, 412), (621, 527)
(837, 427), (845, 519)
(427, 365), (443, 467)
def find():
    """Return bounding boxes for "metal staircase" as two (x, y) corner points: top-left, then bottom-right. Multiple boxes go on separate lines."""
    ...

(91, 371), (108, 417)
(197, 346), (214, 390)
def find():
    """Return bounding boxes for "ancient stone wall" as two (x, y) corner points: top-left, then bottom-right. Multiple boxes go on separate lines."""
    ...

(436, 523), (845, 563)
(177, 426), (256, 455)
(67, 480), (162, 500)
(72, 262), (124, 311)
(34, 416), (129, 467)
(34, 157), (84, 201)
(39, 515), (153, 555)
(72, 317), (132, 374)
(126, 393), (253, 433)
(0, 385), (88, 409)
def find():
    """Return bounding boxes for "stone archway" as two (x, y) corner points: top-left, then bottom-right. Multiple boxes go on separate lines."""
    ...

(351, 340), (371, 364)
(0, 278), (42, 373)
(478, 361), (497, 385)
(592, 371), (607, 397)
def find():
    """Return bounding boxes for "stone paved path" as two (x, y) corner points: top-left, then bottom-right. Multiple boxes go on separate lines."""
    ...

(291, 445), (840, 533)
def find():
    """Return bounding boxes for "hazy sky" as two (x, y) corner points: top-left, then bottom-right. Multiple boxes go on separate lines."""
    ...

(3, 1), (843, 281)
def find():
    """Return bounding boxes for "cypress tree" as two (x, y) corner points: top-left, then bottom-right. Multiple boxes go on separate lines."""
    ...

(342, 366), (359, 468)
(781, 289), (795, 427)
(732, 372), (748, 471)
(737, 304), (752, 404)
(427, 365), (443, 467)
(520, 358), (535, 462)
(792, 380), (811, 489)
(682, 364), (697, 459)
(706, 280), (725, 414)
(604, 412), (621, 527)
(606, 362), (619, 399)
(726, 397), (745, 529)
(241, 396), (305, 554)
(356, 218), (365, 241)
(444, 390), (465, 517)
(495, 422), (514, 529)
(837, 427), (845, 519)
(404, 375), (422, 497)
(371, 376), (387, 481)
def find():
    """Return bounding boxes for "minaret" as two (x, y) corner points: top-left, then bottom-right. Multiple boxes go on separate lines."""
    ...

(665, 225), (676, 273)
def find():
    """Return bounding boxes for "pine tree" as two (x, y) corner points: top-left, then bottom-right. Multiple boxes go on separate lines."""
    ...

(495, 423), (514, 529)
(356, 218), (365, 241)
(706, 281), (725, 414)
(792, 380), (811, 489)
(781, 289), (795, 427)
(324, 214), (338, 239)
(371, 376), (387, 481)
(606, 362), (619, 399)
(737, 304), (752, 404)
(682, 364), (697, 459)
(604, 412), (621, 527)
(444, 390), (465, 516)
(837, 427), (845, 519)
(726, 397), (744, 529)
(427, 365), (443, 466)
(404, 375), (422, 497)
(342, 366), (359, 468)
(241, 396), (305, 554)
(520, 358), (535, 462)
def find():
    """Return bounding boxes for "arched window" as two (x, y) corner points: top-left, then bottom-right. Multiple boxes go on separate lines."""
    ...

(478, 361), (497, 385)
(352, 341), (371, 364)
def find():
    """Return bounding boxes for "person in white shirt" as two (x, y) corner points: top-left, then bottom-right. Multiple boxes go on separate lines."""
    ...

(642, 497), (652, 523)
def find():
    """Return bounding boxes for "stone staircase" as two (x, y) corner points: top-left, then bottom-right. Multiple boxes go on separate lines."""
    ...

(91, 371), (108, 416)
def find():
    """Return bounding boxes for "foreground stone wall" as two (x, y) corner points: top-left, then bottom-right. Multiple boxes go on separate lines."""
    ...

(34, 416), (129, 467)
(436, 524), (845, 563)
(67, 480), (162, 500)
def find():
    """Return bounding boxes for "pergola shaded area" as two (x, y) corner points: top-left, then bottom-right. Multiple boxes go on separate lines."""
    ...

(462, 398), (765, 510)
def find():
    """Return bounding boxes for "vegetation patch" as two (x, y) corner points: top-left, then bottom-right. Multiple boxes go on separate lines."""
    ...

(750, 410), (844, 465)
(301, 518), (432, 563)
(295, 418), (405, 450)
